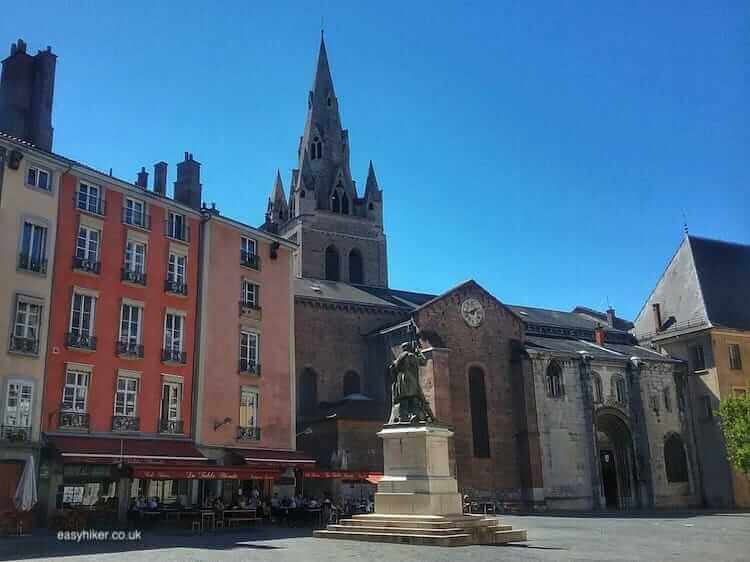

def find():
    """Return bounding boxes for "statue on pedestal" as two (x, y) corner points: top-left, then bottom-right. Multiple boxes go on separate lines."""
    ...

(387, 325), (436, 424)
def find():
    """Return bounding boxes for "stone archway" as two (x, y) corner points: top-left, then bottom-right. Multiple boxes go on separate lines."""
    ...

(596, 409), (636, 510)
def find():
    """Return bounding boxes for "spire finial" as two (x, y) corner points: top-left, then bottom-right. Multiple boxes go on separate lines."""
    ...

(682, 209), (689, 235)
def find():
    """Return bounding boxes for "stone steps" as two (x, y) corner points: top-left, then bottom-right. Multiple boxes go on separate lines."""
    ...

(327, 524), (468, 535)
(495, 529), (528, 543)
(337, 519), (513, 532)
(313, 529), (474, 547)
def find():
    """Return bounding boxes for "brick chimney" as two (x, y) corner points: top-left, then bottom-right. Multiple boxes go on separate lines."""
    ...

(0, 39), (57, 150)
(594, 324), (606, 346)
(153, 161), (167, 196)
(174, 152), (202, 210)
(136, 166), (148, 188)
(606, 307), (616, 328)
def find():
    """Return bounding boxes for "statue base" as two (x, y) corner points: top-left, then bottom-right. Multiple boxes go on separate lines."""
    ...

(314, 423), (527, 546)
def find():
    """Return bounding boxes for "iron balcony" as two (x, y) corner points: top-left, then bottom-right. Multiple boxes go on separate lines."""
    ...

(121, 268), (147, 285)
(73, 255), (101, 274)
(237, 426), (261, 441)
(111, 415), (140, 432)
(65, 332), (97, 351)
(59, 410), (90, 430)
(17, 253), (47, 274)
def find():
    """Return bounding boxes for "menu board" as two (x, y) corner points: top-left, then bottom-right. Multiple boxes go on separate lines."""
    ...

(62, 486), (84, 504)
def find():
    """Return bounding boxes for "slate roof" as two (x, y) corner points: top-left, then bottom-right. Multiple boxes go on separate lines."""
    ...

(526, 336), (680, 363)
(294, 278), (408, 308)
(689, 236), (750, 331)
(508, 304), (632, 336)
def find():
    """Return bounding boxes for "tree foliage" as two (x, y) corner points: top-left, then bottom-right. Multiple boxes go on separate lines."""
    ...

(718, 395), (750, 474)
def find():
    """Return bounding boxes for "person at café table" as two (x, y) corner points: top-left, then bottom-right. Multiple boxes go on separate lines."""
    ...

(214, 497), (225, 512)
(147, 496), (158, 510)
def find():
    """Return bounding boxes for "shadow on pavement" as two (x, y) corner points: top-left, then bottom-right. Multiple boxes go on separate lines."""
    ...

(505, 509), (750, 520)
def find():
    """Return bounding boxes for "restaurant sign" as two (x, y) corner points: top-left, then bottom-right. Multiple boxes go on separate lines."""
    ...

(132, 466), (279, 480)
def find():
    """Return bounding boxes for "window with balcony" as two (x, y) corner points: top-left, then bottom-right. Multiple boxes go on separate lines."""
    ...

(26, 166), (50, 191)
(10, 298), (41, 355)
(74, 225), (101, 274)
(167, 211), (187, 241)
(60, 365), (91, 429)
(76, 182), (104, 215)
(238, 386), (260, 441)
(122, 239), (147, 285)
(118, 303), (143, 358)
(241, 236), (259, 269)
(113, 376), (139, 431)
(2, 380), (33, 441)
(239, 330), (260, 375)
(166, 252), (187, 295)
(67, 292), (96, 350)
(163, 313), (186, 363)
(123, 197), (148, 229)
(18, 221), (48, 274)
(241, 280), (260, 314)
(159, 381), (183, 434)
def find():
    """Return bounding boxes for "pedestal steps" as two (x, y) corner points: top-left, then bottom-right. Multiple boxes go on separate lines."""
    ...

(314, 529), (474, 547)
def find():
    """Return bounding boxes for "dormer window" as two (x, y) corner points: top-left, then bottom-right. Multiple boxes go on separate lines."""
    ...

(310, 136), (323, 160)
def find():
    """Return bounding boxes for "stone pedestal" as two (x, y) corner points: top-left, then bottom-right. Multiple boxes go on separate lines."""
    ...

(374, 424), (462, 515)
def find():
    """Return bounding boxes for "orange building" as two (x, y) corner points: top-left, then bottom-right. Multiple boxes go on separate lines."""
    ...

(193, 211), (312, 500)
(40, 156), (207, 520)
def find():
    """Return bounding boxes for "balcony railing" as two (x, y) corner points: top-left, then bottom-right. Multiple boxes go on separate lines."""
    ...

(237, 426), (261, 441)
(9, 336), (39, 355)
(239, 300), (261, 315)
(18, 253), (47, 274)
(59, 410), (90, 430)
(166, 222), (190, 242)
(240, 250), (260, 270)
(65, 332), (97, 351)
(73, 255), (101, 274)
(164, 279), (188, 296)
(161, 348), (187, 364)
(121, 268), (147, 285)
(122, 208), (151, 230)
(239, 359), (261, 376)
(111, 415), (140, 432)
(75, 194), (105, 216)
(117, 340), (144, 358)
(158, 418), (184, 434)
(0, 425), (31, 442)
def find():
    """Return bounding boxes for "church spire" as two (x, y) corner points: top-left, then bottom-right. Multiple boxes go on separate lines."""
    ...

(264, 169), (289, 230)
(312, 33), (335, 102)
(364, 160), (381, 202)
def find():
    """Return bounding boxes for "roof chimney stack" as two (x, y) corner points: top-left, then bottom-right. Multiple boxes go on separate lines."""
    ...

(136, 166), (148, 188)
(606, 307), (616, 328)
(594, 324), (606, 346)
(153, 161), (167, 196)
(174, 152), (202, 210)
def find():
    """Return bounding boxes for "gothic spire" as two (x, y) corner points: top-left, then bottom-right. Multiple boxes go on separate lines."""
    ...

(271, 169), (286, 206)
(266, 169), (288, 224)
(364, 160), (382, 202)
(312, 33), (335, 102)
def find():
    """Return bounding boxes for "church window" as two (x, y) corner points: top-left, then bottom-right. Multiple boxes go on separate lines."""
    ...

(299, 368), (318, 417)
(343, 371), (360, 397)
(325, 245), (340, 281)
(349, 249), (363, 284)
(614, 376), (627, 403)
(341, 193), (349, 215)
(310, 136), (323, 161)
(468, 367), (490, 458)
(592, 372), (603, 403)
(546, 361), (563, 398)
(664, 433), (689, 482)
(331, 191), (341, 213)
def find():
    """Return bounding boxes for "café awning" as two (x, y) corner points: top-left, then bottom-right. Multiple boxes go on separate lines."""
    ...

(132, 465), (279, 481)
(303, 470), (383, 484)
(47, 435), (208, 465)
(227, 447), (316, 469)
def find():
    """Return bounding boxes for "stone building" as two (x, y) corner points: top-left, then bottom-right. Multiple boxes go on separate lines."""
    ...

(264, 36), (700, 510)
(633, 234), (750, 508)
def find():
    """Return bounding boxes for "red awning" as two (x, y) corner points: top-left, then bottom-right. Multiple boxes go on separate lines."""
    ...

(132, 465), (279, 481)
(303, 470), (383, 483)
(228, 447), (316, 468)
(47, 435), (208, 465)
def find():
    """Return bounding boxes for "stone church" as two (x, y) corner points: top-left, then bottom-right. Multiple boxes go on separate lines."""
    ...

(261, 36), (700, 510)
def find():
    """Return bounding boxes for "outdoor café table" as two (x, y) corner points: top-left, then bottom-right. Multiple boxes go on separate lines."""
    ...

(223, 509), (257, 527)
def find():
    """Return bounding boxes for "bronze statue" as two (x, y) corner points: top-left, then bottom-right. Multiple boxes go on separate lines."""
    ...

(387, 333), (436, 424)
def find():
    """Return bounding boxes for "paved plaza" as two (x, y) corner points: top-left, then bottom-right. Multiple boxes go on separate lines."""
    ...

(0, 512), (748, 562)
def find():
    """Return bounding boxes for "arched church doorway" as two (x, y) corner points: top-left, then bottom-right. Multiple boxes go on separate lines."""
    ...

(596, 409), (635, 510)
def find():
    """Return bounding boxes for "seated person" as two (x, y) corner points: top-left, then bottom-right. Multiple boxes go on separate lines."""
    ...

(147, 496), (158, 510)
(214, 497), (225, 511)
(270, 493), (281, 509)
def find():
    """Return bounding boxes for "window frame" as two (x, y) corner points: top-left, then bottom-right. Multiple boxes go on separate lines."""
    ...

(242, 280), (259, 308)
(124, 239), (147, 274)
(167, 252), (186, 284)
(164, 312), (185, 353)
(161, 380), (182, 422)
(77, 181), (103, 215)
(4, 379), (34, 427)
(69, 292), (96, 337)
(728, 344), (742, 370)
(19, 220), (48, 273)
(124, 197), (147, 228)
(690, 344), (706, 372)
(615, 376), (627, 403)
(239, 386), (260, 430)
(26, 165), (51, 191)
(114, 376), (139, 417)
(240, 330), (259, 370)
(76, 224), (100, 262)
(118, 303), (143, 346)
(62, 366), (91, 412)
(167, 211), (187, 241)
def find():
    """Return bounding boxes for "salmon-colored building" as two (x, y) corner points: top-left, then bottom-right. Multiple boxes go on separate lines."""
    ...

(194, 211), (311, 499)
(40, 156), (207, 519)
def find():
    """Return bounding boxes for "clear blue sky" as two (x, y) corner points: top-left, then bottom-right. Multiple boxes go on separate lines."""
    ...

(3, 1), (747, 319)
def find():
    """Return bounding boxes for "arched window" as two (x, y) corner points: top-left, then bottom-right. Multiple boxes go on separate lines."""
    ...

(664, 433), (689, 483)
(593, 372), (603, 403)
(331, 191), (341, 213)
(546, 361), (563, 398)
(343, 371), (361, 397)
(468, 367), (490, 458)
(341, 193), (349, 215)
(310, 136), (322, 161)
(349, 249), (363, 284)
(325, 246), (340, 281)
(299, 368), (318, 417)
(614, 376), (627, 403)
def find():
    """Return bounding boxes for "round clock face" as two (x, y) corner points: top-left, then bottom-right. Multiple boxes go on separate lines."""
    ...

(460, 298), (485, 328)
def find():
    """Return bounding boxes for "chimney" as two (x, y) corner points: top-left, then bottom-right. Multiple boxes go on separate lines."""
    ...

(652, 303), (662, 332)
(0, 39), (56, 150)
(153, 161), (167, 196)
(136, 166), (148, 188)
(174, 152), (202, 210)
(594, 324), (606, 346)
(606, 307), (616, 328)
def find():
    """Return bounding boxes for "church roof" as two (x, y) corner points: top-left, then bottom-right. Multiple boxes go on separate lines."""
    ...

(294, 278), (408, 309)
(526, 335), (680, 363)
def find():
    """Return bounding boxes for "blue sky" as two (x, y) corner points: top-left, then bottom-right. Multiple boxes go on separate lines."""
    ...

(2, 1), (747, 319)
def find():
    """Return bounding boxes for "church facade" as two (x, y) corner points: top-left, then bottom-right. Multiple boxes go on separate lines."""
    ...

(262, 37), (700, 510)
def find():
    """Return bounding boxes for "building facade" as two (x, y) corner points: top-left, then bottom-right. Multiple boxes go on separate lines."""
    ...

(633, 234), (750, 508)
(0, 132), (64, 522)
